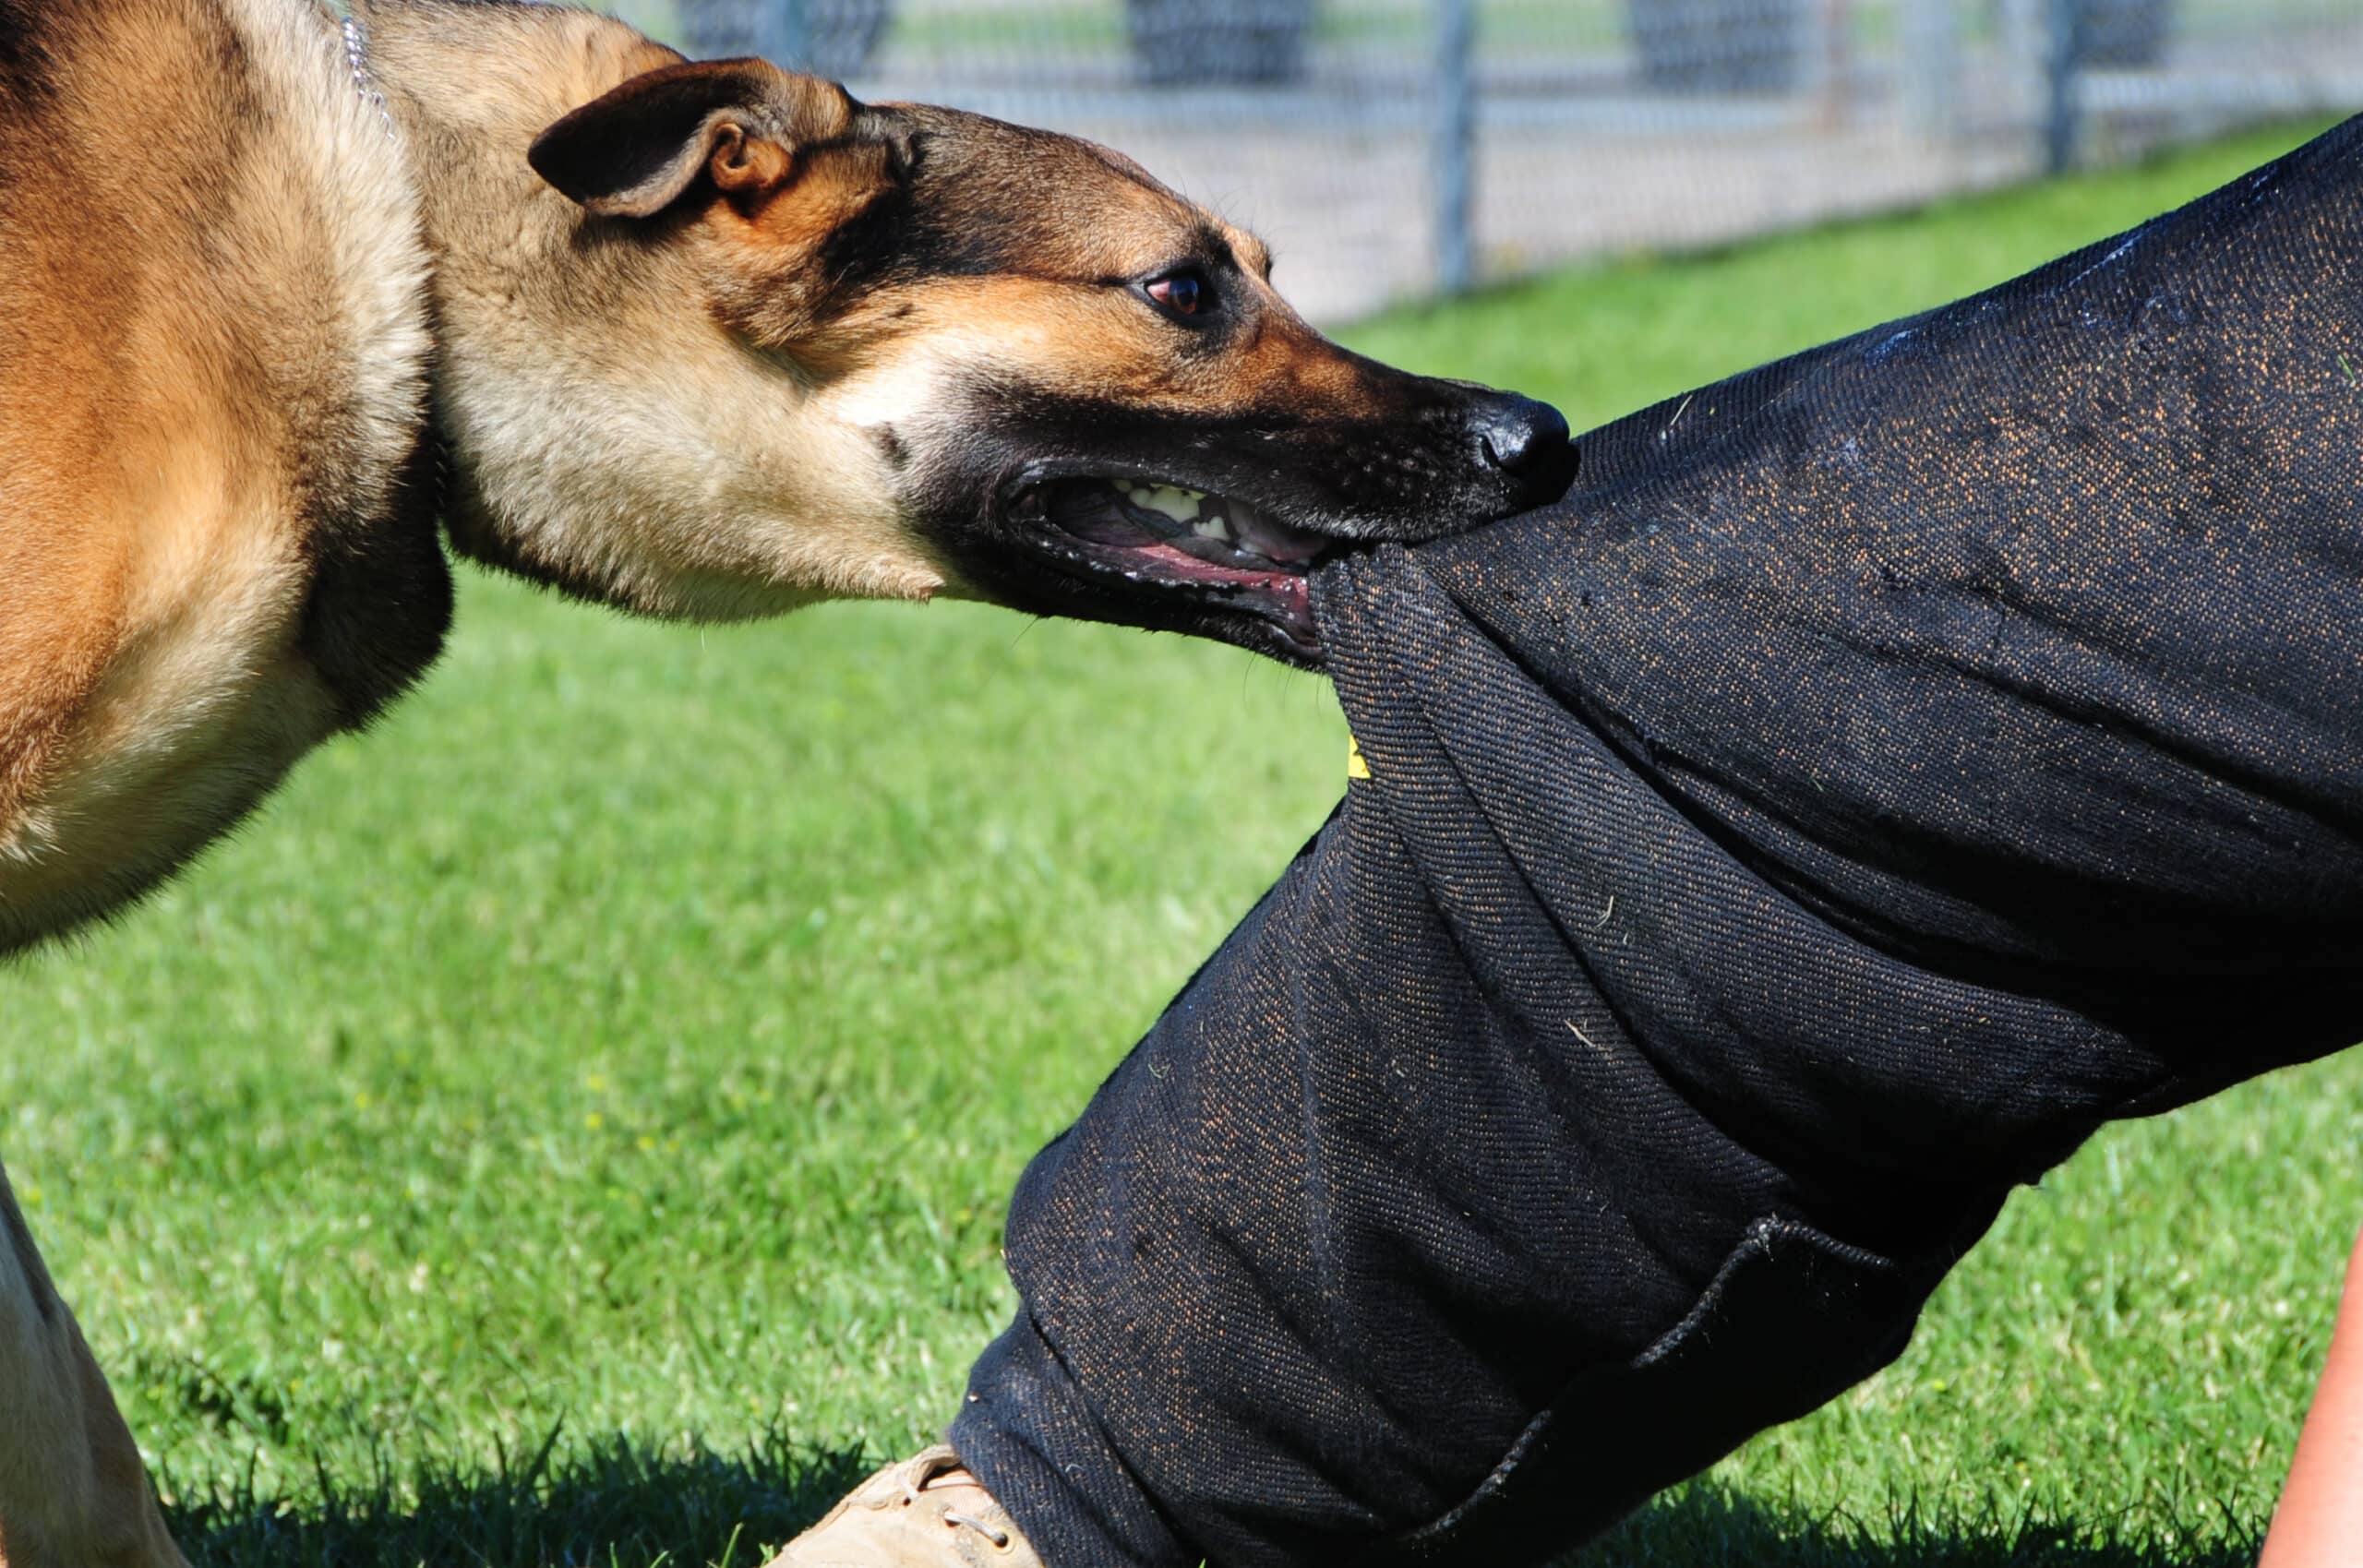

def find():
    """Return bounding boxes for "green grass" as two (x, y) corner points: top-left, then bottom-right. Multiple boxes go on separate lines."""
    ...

(5, 118), (2354, 1566)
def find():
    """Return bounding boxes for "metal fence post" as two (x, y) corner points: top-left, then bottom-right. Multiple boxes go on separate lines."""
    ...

(2043, 0), (2081, 173)
(1433, 0), (1475, 297)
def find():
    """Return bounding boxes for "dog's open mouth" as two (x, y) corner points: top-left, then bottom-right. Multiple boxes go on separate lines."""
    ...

(1007, 476), (1341, 658)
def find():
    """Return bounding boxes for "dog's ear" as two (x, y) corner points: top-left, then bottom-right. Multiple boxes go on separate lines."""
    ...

(528, 59), (855, 220)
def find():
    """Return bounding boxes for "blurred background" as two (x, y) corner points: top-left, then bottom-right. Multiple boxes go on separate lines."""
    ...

(619, 0), (2362, 323)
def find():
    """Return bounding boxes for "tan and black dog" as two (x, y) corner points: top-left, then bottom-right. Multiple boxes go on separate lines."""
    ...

(0, 0), (1573, 1559)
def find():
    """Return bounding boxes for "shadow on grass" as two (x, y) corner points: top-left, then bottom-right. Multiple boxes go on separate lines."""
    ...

(166, 1428), (873, 1568)
(164, 1431), (2266, 1568)
(1565, 1482), (2265, 1568)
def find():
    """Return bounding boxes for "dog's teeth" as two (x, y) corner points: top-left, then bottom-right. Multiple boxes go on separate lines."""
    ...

(1135, 485), (1203, 525)
(1193, 516), (1232, 542)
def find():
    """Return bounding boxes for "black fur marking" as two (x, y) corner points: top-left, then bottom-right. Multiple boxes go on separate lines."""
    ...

(902, 369), (1572, 667)
(297, 421), (455, 731)
(0, 1), (58, 133)
(814, 167), (918, 288)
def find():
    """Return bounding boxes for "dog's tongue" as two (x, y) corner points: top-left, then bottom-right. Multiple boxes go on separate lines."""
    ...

(1115, 538), (1318, 592)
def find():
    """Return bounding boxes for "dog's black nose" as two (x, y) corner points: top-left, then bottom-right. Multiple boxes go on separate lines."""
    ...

(1473, 393), (1577, 504)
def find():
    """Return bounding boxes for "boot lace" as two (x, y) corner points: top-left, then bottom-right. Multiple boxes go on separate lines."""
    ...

(885, 1454), (1014, 1552)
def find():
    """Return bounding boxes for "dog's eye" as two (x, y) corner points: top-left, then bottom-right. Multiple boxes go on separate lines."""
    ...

(1145, 270), (1205, 317)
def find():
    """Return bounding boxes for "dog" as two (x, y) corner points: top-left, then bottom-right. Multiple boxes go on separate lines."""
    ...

(0, 0), (1576, 1559)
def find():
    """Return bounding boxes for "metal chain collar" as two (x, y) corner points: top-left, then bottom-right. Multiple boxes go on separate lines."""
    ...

(341, 16), (401, 145)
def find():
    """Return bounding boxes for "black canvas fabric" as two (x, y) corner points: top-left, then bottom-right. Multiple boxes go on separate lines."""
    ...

(951, 117), (2363, 1568)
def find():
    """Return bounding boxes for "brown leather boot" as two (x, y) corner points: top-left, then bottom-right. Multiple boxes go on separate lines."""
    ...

(765, 1446), (1042, 1567)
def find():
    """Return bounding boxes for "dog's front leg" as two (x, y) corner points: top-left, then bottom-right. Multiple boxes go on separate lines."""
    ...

(0, 1158), (184, 1568)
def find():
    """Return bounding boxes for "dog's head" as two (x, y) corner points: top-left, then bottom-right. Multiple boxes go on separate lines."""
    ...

(384, 6), (1572, 665)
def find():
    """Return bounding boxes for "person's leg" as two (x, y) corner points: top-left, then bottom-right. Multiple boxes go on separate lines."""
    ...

(0, 1157), (186, 1568)
(2258, 1224), (2363, 1568)
(942, 658), (2093, 1568)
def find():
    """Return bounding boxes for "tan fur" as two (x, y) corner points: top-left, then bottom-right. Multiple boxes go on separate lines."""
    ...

(363, 0), (957, 618)
(360, 0), (1407, 620)
(0, 0), (430, 947)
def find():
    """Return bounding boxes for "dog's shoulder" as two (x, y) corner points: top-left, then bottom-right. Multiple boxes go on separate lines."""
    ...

(0, 0), (447, 951)
(12, 0), (445, 704)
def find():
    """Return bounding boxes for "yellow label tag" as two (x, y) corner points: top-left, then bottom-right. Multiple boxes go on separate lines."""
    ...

(1346, 732), (1373, 782)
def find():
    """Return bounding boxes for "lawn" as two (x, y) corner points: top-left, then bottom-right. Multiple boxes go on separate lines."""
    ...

(5, 118), (2355, 1567)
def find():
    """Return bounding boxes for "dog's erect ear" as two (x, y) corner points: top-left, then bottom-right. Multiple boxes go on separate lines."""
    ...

(528, 59), (855, 220)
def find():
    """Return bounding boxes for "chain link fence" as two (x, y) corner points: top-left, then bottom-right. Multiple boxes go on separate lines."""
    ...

(614, 0), (2363, 323)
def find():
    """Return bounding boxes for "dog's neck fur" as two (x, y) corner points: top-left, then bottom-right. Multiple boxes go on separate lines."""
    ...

(354, 0), (952, 620)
